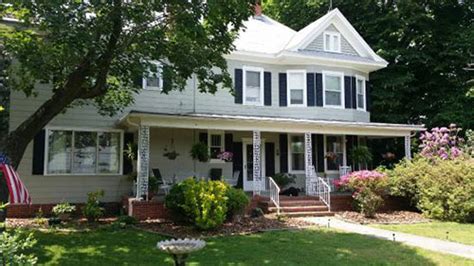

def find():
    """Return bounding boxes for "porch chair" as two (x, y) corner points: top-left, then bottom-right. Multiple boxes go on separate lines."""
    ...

(152, 168), (172, 195)
(224, 170), (239, 187)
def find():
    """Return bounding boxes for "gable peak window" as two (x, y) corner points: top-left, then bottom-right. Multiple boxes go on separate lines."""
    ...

(287, 70), (307, 106)
(356, 75), (366, 110)
(323, 71), (344, 108)
(243, 66), (264, 106)
(324, 31), (341, 53)
(143, 62), (162, 91)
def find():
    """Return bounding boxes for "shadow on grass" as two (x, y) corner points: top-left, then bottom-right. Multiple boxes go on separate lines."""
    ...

(29, 227), (457, 266)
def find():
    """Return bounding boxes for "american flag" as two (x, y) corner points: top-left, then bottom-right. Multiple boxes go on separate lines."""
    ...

(0, 155), (31, 205)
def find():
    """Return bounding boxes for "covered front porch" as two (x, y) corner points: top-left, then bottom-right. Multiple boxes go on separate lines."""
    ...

(120, 112), (424, 207)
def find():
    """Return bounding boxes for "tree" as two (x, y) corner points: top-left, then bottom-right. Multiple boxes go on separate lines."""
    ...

(264, 0), (474, 129)
(0, 1), (255, 169)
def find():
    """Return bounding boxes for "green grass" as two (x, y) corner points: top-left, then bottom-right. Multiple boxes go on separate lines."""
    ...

(372, 221), (474, 246)
(25, 227), (474, 265)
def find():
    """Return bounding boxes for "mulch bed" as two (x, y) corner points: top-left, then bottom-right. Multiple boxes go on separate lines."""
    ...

(6, 217), (117, 230)
(336, 211), (430, 225)
(137, 215), (315, 238)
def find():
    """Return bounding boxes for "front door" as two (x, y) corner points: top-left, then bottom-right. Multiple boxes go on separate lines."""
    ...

(242, 140), (265, 191)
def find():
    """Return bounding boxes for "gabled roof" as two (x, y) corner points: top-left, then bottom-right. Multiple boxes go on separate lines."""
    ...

(234, 15), (296, 54)
(231, 8), (387, 71)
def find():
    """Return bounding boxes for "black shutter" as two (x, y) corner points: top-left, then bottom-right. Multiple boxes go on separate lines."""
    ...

(366, 80), (371, 112)
(265, 142), (275, 177)
(344, 76), (352, 109)
(232, 142), (243, 188)
(351, 77), (357, 109)
(234, 69), (243, 104)
(316, 134), (325, 173)
(224, 133), (233, 152)
(279, 134), (288, 173)
(315, 73), (323, 106)
(307, 73), (316, 106)
(32, 130), (46, 175)
(162, 65), (172, 92)
(279, 73), (287, 106)
(199, 132), (208, 144)
(134, 75), (143, 88)
(123, 132), (134, 175)
(264, 71), (272, 106)
(346, 135), (359, 171)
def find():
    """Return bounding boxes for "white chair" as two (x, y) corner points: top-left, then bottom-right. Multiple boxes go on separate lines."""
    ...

(225, 171), (240, 187)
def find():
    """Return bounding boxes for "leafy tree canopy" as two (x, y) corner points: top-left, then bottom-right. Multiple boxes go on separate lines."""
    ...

(0, 0), (254, 167)
(264, 0), (474, 129)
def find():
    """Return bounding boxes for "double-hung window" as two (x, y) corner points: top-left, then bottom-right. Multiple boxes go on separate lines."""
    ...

(243, 66), (264, 106)
(325, 135), (345, 172)
(323, 71), (344, 108)
(208, 131), (224, 160)
(289, 135), (305, 173)
(324, 31), (341, 53)
(46, 129), (122, 175)
(142, 62), (162, 91)
(287, 70), (307, 106)
(356, 75), (366, 111)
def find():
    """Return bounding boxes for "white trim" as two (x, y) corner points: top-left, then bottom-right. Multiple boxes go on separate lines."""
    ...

(142, 61), (163, 91)
(286, 70), (307, 107)
(355, 75), (366, 111)
(322, 70), (345, 109)
(288, 134), (305, 174)
(242, 66), (264, 106)
(207, 130), (225, 163)
(44, 127), (124, 176)
(323, 134), (346, 173)
(323, 31), (341, 53)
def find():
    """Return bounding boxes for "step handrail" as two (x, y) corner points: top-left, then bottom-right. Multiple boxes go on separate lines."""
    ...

(316, 176), (331, 212)
(268, 176), (280, 215)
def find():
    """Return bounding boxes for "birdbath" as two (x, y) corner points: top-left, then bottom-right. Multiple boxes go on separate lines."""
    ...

(157, 238), (206, 266)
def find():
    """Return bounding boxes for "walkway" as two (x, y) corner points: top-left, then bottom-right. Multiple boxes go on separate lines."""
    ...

(300, 217), (474, 260)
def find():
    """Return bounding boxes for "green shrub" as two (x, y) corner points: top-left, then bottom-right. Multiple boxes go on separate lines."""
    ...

(82, 190), (105, 223)
(190, 143), (210, 162)
(116, 215), (137, 225)
(272, 173), (296, 188)
(165, 179), (230, 230)
(52, 202), (76, 216)
(389, 157), (474, 222)
(0, 229), (37, 265)
(226, 187), (249, 220)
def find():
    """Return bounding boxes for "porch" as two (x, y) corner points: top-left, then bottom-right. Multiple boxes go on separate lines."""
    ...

(120, 112), (424, 211)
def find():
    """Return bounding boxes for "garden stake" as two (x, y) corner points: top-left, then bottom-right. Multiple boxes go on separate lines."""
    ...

(392, 233), (396, 241)
(328, 218), (331, 228)
(446, 231), (449, 240)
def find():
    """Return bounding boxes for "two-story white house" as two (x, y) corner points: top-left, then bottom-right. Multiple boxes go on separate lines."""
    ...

(9, 8), (423, 207)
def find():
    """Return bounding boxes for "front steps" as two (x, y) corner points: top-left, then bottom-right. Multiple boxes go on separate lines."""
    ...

(260, 196), (335, 217)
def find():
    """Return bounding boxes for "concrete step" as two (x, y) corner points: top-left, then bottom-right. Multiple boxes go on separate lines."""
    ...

(267, 200), (325, 207)
(280, 211), (335, 217)
(269, 205), (329, 213)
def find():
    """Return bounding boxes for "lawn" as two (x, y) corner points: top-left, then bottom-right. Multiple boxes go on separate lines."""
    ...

(372, 221), (474, 246)
(26, 227), (473, 265)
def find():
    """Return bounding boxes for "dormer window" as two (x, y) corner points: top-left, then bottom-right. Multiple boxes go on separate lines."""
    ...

(356, 75), (366, 110)
(243, 66), (264, 106)
(143, 62), (162, 91)
(323, 31), (341, 53)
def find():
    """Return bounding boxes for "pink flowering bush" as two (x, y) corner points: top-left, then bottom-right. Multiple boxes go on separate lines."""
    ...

(419, 124), (464, 160)
(334, 170), (388, 218)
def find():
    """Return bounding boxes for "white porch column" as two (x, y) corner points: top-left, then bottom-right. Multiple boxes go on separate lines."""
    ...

(136, 125), (150, 200)
(404, 135), (412, 160)
(304, 133), (313, 195)
(252, 130), (262, 195)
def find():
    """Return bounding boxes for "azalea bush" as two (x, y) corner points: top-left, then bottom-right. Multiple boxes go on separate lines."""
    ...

(334, 170), (388, 218)
(419, 124), (464, 160)
(388, 156), (474, 222)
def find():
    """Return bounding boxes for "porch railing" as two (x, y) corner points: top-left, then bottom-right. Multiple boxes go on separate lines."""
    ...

(307, 166), (331, 211)
(268, 176), (280, 215)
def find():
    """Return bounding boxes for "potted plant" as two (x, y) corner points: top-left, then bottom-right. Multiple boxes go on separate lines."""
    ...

(52, 202), (76, 221)
(190, 142), (210, 162)
(125, 142), (138, 171)
(272, 173), (296, 189)
(217, 151), (233, 162)
(350, 146), (373, 170)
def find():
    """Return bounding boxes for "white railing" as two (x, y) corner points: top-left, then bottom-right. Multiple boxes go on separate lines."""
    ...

(307, 166), (331, 211)
(268, 177), (280, 215)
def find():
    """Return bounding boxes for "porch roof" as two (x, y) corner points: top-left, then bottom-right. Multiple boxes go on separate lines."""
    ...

(119, 111), (425, 137)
